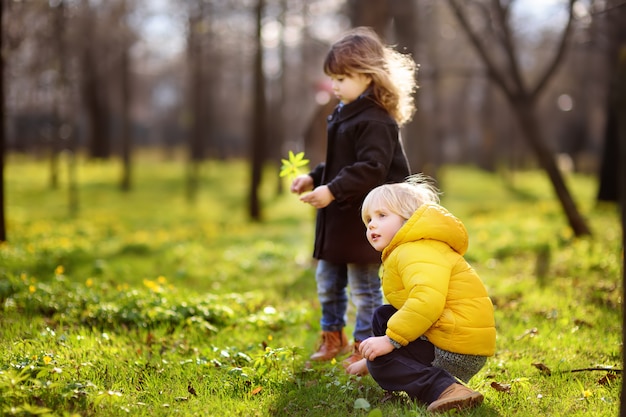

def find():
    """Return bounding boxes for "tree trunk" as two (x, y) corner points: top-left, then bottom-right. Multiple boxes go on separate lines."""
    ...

(348, 0), (390, 35)
(390, 0), (423, 175)
(50, 0), (66, 190)
(597, 0), (626, 202)
(81, 1), (110, 160)
(274, 0), (287, 195)
(0, 0), (6, 242)
(618, 43), (626, 417)
(514, 98), (591, 235)
(479, 78), (497, 172)
(186, 0), (206, 204)
(120, 8), (132, 192)
(249, 0), (266, 221)
(597, 104), (619, 201)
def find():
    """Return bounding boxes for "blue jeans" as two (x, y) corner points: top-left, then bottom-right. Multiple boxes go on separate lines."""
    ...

(315, 260), (382, 342)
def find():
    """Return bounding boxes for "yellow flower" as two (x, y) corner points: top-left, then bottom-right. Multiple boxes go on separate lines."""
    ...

(268, 335), (273, 341)
(86, 278), (94, 288)
(43, 355), (52, 365)
(54, 265), (65, 275)
(280, 151), (310, 180)
(29, 285), (36, 294)
(157, 276), (167, 284)
(331, 358), (337, 365)
(582, 389), (592, 398)
(143, 279), (160, 292)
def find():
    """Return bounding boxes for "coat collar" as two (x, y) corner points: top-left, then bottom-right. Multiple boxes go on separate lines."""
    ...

(329, 93), (378, 122)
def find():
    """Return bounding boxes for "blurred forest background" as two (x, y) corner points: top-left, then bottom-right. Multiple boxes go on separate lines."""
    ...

(1, 0), (625, 240)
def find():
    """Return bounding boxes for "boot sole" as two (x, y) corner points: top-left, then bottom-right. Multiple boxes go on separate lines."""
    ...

(427, 392), (484, 413)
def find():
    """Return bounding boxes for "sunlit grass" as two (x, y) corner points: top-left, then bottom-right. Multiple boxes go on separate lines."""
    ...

(1, 154), (622, 416)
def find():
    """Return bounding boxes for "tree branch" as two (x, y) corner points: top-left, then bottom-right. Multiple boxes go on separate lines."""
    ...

(445, 0), (514, 100)
(492, 0), (527, 95)
(530, 0), (576, 100)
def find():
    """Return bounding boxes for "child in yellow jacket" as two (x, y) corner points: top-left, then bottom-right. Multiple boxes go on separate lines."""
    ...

(349, 174), (496, 414)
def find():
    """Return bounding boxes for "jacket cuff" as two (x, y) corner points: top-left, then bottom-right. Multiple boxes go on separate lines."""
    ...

(387, 336), (402, 349)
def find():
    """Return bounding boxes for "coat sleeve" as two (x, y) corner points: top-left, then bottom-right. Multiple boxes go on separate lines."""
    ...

(309, 163), (325, 188)
(385, 243), (453, 346)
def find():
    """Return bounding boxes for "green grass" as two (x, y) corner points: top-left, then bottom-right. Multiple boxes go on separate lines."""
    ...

(1, 154), (622, 416)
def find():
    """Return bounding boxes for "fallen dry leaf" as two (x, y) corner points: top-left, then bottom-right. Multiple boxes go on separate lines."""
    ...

(598, 373), (618, 385)
(490, 381), (511, 393)
(573, 318), (593, 328)
(532, 362), (552, 376)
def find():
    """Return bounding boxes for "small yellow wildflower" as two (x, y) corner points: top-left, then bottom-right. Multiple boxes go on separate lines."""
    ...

(29, 285), (36, 294)
(268, 335), (273, 341)
(43, 355), (52, 365)
(143, 279), (160, 292)
(86, 278), (94, 288)
(582, 389), (592, 398)
(157, 276), (167, 284)
(331, 358), (337, 365)
(54, 265), (64, 275)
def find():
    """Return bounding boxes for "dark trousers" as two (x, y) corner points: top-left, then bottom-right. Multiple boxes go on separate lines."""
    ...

(366, 305), (457, 404)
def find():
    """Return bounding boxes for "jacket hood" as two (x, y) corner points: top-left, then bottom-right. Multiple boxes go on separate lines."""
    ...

(382, 203), (468, 261)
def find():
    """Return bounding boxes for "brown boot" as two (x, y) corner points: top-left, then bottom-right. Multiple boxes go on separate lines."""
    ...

(426, 383), (483, 413)
(310, 330), (350, 361)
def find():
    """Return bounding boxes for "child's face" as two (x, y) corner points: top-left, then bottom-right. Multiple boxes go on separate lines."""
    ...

(362, 203), (405, 252)
(329, 73), (371, 105)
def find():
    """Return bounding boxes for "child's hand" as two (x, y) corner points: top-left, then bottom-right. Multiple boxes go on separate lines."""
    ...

(299, 185), (334, 208)
(359, 336), (394, 361)
(345, 358), (368, 376)
(290, 175), (313, 194)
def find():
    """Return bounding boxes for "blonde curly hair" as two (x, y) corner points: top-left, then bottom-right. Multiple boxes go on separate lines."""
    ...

(323, 26), (418, 126)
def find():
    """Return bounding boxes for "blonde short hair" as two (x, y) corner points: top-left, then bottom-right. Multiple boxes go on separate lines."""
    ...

(362, 174), (440, 223)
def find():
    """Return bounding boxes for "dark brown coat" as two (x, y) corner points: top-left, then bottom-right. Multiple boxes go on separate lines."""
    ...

(309, 95), (411, 264)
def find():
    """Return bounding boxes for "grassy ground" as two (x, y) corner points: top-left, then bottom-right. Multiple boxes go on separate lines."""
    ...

(0, 153), (622, 416)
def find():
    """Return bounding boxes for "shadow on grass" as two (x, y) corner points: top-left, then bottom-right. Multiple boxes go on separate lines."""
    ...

(266, 359), (504, 417)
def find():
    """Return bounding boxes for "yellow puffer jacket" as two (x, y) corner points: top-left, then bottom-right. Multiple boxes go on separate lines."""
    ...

(382, 203), (496, 357)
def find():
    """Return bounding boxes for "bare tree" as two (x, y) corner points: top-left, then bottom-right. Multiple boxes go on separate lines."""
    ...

(0, 0), (6, 242)
(185, 0), (208, 204)
(597, 0), (626, 202)
(620, 46), (626, 417)
(249, 0), (267, 221)
(446, 0), (591, 237)
(50, 0), (66, 189)
(118, 0), (133, 192)
(79, 0), (112, 160)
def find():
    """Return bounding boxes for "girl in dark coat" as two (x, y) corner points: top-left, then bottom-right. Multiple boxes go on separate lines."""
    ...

(290, 27), (417, 369)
